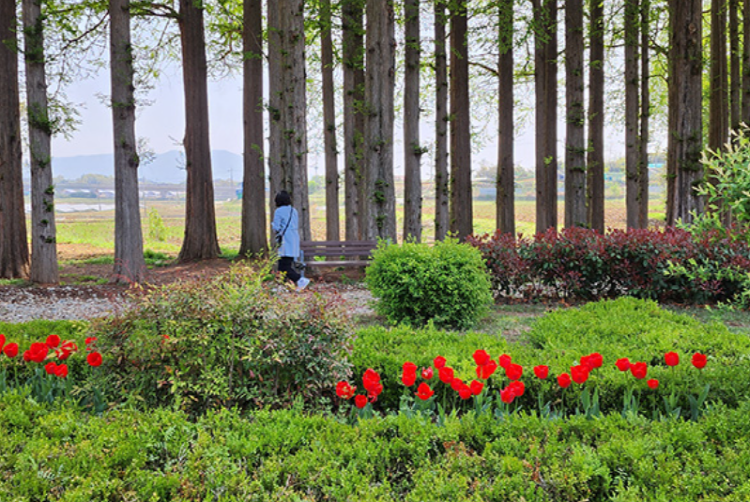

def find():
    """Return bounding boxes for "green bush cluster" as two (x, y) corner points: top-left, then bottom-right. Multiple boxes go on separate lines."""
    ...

(365, 239), (493, 329)
(89, 261), (353, 415)
(3, 392), (750, 501)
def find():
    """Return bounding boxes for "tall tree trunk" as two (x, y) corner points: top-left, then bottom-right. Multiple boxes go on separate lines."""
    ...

(743, 0), (750, 124)
(638, 0), (650, 228)
(533, 0), (558, 233)
(497, 0), (515, 235)
(434, 0), (449, 241)
(321, 0), (339, 241)
(267, 0), (282, 233)
(109, 0), (145, 282)
(177, 0), (220, 261)
(666, 0), (703, 225)
(363, 0), (396, 241)
(239, 0), (267, 257)
(729, 0), (740, 131)
(709, 0), (728, 152)
(565, 0), (586, 228)
(449, 0), (472, 240)
(625, 0), (640, 228)
(342, 0), (365, 240)
(403, 0), (422, 241)
(0, 0), (29, 278)
(23, 0), (58, 283)
(587, 0), (605, 233)
(276, 0), (310, 240)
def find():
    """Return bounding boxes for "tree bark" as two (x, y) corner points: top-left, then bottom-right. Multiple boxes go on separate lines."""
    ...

(564, 0), (586, 228)
(434, 0), (449, 241)
(533, 0), (558, 233)
(342, 0), (365, 240)
(23, 0), (59, 283)
(709, 0), (728, 152)
(239, 0), (267, 258)
(321, 0), (339, 241)
(497, 0), (515, 236)
(177, 0), (220, 261)
(625, 0), (640, 229)
(0, 0), (29, 278)
(363, 0), (396, 241)
(729, 0), (740, 131)
(267, 0), (282, 232)
(109, 0), (146, 282)
(743, 0), (750, 124)
(666, 0), (703, 226)
(403, 0), (422, 242)
(587, 0), (605, 233)
(449, 0), (473, 240)
(638, 0), (650, 228)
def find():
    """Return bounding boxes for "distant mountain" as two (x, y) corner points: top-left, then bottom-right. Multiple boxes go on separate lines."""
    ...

(49, 150), (243, 184)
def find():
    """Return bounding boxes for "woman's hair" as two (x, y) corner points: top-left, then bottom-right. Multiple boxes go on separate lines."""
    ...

(275, 190), (292, 207)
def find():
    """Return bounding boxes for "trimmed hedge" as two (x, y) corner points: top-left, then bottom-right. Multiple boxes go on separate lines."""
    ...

(467, 227), (750, 303)
(3, 393), (750, 501)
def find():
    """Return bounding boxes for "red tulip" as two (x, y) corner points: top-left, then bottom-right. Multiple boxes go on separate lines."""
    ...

(630, 361), (648, 380)
(558, 373), (572, 389)
(473, 349), (491, 366)
(3, 343), (18, 358)
(433, 356), (447, 369)
(505, 363), (523, 381)
(458, 384), (473, 400)
(580, 355), (595, 371)
(85, 336), (98, 345)
(57, 340), (78, 361)
(615, 358), (631, 372)
(450, 378), (464, 392)
(45, 361), (57, 375)
(647, 379), (659, 389)
(336, 381), (355, 400)
(28, 342), (49, 363)
(87, 352), (103, 368)
(509, 380), (525, 397)
(533, 365), (549, 379)
(354, 395), (367, 409)
(416, 382), (434, 400)
(476, 360), (498, 380)
(500, 386), (515, 404)
(571, 364), (589, 384)
(362, 368), (381, 395)
(0, 334), (4, 349)
(23, 351), (31, 362)
(589, 353), (603, 369)
(692, 353), (707, 369)
(438, 366), (454, 384)
(498, 354), (512, 369)
(421, 367), (434, 380)
(401, 361), (417, 386)
(55, 364), (68, 378)
(45, 334), (61, 349)
(664, 351), (679, 367)
(470, 380), (484, 396)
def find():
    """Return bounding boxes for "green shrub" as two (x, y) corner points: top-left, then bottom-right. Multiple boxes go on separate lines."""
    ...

(365, 239), (493, 329)
(89, 260), (354, 414)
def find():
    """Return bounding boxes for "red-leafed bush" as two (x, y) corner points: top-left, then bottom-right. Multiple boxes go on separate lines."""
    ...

(467, 227), (750, 304)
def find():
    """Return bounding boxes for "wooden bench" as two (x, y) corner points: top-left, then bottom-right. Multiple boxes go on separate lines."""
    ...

(300, 240), (378, 269)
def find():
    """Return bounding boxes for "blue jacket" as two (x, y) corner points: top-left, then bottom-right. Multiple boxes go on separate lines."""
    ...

(272, 206), (300, 259)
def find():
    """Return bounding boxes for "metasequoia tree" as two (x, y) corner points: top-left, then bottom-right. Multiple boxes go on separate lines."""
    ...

(268, 0), (310, 240)
(666, 0), (703, 225)
(496, 0), (514, 235)
(177, 0), (220, 261)
(624, 0), (640, 228)
(363, 0), (396, 241)
(433, 0), (449, 241)
(638, 0), (650, 228)
(321, 0), (339, 241)
(743, 0), (750, 124)
(729, 0), (739, 132)
(402, 0), (422, 242)
(449, 0), (472, 240)
(23, 0), (59, 283)
(564, 0), (586, 228)
(109, 0), (146, 282)
(532, 0), (557, 233)
(587, 0), (605, 233)
(239, 0), (266, 257)
(342, 0), (365, 240)
(0, 0), (30, 278)
(709, 0), (728, 153)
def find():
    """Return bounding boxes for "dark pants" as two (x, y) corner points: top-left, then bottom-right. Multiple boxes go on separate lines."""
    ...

(278, 257), (301, 284)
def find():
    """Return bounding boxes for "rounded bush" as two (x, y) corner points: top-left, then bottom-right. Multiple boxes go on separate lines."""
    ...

(365, 239), (493, 329)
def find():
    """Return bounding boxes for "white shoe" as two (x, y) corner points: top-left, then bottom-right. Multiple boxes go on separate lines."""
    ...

(297, 277), (310, 291)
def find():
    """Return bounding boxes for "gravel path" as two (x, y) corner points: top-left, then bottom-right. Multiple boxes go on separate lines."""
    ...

(0, 283), (374, 324)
